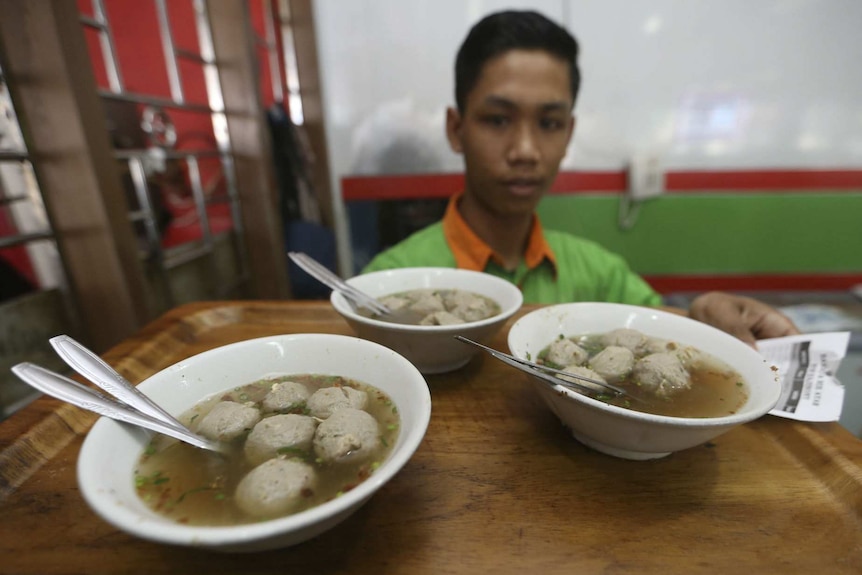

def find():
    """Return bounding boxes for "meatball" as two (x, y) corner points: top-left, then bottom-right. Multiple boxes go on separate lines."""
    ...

(588, 346), (635, 383)
(632, 352), (691, 397)
(419, 310), (465, 326)
(235, 458), (317, 518)
(643, 337), (678, 355)
(244, 414), (318, 466)
(600, 328), (647, 353)
(261, 380), (310, 413)
(560, 365), (608, 392)
(444, 290), (496, 322)
(545, 338), (589, 368)
(674, 345), (707, 369)
(313, 408), (380, 464)
(408, 291), (446, 315)
(307, 386), (368, 419)
(379, 295), (410, 313)
(441, 289), (475, 310)
(196, 401), (260, 442)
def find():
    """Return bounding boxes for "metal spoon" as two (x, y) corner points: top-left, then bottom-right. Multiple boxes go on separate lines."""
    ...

(288, 251), (391, 316)
(49, 334), (189, 432)
(454, 335), (647, 404)
(10, 362), (229, 454)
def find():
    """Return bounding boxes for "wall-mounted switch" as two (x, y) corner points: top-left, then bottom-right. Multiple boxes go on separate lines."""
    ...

(627, 154), (664, 200)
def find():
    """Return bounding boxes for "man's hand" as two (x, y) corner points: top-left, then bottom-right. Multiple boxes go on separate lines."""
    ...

(687, 291), (801, 346)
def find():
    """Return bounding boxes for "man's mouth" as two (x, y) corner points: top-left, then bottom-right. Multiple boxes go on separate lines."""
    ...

(504, 178), (542, 197)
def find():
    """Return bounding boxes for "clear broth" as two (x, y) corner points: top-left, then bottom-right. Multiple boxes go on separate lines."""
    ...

(360, 288), (501, 325)
(134, 374), (399, 526)
(540, 334), (749, 418)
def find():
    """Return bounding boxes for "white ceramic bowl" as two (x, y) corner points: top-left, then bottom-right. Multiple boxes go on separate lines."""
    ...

(332, 267), (523, 374)
(507, 303), (781, 460)
(77, 333), (432, 552)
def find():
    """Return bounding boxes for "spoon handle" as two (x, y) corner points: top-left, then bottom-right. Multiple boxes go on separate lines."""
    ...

(288, 251), (390, 315)
(49, 335), (187, 431)
(11, 362), (225, 453)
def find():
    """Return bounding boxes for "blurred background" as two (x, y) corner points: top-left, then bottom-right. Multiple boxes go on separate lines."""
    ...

(1, 0), (860, 432)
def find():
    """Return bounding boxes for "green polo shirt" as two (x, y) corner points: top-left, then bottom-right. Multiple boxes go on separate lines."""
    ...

(362, 199), (662, 307)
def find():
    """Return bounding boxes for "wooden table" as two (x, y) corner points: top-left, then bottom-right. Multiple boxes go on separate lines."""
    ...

(2, 301), (862, 574)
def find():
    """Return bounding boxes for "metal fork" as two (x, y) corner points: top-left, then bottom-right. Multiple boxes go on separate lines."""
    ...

(454, 335), (646, 403)
(288, 251), (390, 315)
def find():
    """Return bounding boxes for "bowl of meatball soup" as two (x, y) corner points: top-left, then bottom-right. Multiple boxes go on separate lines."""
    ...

(507, 303), (781, 460)
(332, 267), (523, 374)
(77, 333), (431, 552)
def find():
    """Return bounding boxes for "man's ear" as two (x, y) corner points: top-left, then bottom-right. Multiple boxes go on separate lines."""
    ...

(445, 107), (463, 153)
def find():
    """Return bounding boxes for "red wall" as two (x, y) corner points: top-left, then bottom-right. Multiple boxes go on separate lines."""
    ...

(77, 0), (285, 247)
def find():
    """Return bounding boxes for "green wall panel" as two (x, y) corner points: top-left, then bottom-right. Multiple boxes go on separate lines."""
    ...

(536, 192), (862, 275)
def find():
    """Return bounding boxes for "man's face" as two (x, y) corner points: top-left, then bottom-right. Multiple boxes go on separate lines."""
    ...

(447, 49), (575, 219)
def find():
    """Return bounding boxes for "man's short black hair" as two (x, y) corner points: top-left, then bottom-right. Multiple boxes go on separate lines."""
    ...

(454, 10), (580, 112)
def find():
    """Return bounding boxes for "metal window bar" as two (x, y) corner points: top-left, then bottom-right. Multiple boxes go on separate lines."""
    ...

(0, 194), (30, 206)
(194, 0), (226, 114)
(0, 66), (62, 273)
(83, 0), (124, 94)
(0, 150), (29, 161)
(113, 148), (220, 161)
(76, 0), (251, 304)
(126, 152), (172, 304)
(175, 49), (214, 65)
(193, 0), (249, 289)
(154, 0), (184, 104)
(0, 231), (55, 250)
(98, 90), (213, 114)
(260, 0), (284, 104)
(276, 0), (304, 125)
(148, 0), (220, 282)
(185, 156), (213, 246)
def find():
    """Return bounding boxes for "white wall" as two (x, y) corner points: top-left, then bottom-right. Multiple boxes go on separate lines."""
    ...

(566, 0), (862, 171)
(312, 0), (862, 272)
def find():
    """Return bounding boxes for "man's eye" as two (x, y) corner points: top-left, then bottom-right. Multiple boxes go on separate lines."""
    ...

(482, 115), (510, 127)
(540, 118), (565, 131)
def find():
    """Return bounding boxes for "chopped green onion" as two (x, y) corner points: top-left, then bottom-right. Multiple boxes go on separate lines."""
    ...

(175, 486), (215, 504)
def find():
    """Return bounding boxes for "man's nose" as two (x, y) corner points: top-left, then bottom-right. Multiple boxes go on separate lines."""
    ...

(507, 123), (540, 163)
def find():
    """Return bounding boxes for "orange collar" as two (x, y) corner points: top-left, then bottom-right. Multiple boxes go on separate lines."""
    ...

(441, 193), (557, 274)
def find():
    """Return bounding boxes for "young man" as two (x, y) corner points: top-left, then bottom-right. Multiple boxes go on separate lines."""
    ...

(363, 10), (798, 345)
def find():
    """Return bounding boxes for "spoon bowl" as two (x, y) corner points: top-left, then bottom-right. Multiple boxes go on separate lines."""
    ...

(10, 361), (229, 453)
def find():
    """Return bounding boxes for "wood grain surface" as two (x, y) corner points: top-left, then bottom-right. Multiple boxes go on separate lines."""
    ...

(1, 301), (861, 575)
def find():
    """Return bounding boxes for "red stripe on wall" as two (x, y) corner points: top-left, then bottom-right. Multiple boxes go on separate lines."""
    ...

(643, 273), (862, 295)
(341, 169), (862, 200)
(342, 173), (464, 201)
(666, 169), (862, 191)
(550, 171), (628, 193)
